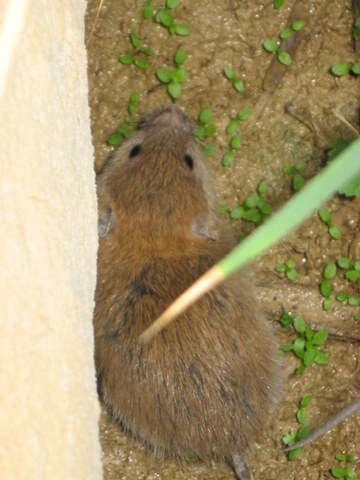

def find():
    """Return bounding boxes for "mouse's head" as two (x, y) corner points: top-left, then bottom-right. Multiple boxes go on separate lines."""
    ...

(97, 106), (218, 243)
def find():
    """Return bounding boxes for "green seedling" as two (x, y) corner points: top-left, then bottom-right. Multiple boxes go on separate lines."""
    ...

(331, 62), (360, 77)
(107, 94), (139, 146)
(228, 181), (272, 226)
(318, 207), (342, 240)
(282, 394), (312, 460)
(193, 108), (216, 157)
(155, 3), (190, 37)
(276, 258), (298, 282)
(263, 19), (304, 66)
(156, 49), (188, 100)
(280, 313), (328, 375)
(223, 109), (251, 166)
(119, 31), (152, 70)
(274, 0), (284, 8)
(224, 67), (245, 93)
(331, 453), (356, 479)
(143, 1), (154, 19)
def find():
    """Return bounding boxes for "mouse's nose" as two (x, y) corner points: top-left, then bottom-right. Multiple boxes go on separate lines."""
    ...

(157, 105), (193, 133)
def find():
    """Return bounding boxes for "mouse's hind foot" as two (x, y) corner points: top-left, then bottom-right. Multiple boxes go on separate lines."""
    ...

(232, 453), (253, 480)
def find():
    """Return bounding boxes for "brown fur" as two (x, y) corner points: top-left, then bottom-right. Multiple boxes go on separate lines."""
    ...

(94, 106), (282, 470)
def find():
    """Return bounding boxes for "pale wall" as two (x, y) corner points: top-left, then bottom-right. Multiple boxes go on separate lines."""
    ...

(0, 1), (102, 478)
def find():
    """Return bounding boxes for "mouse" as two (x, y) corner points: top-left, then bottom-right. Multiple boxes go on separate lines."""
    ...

(94, 105), (283, 480)
(285, 398), (360, 451)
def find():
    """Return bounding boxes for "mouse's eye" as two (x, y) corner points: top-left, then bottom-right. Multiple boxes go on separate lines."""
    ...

(184, 154), (194, 170)
(129, 144), (142, 159)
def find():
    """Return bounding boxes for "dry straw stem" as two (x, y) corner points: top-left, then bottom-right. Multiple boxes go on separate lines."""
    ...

(140, 138), (360, 344)
(86, 0), (104, 46)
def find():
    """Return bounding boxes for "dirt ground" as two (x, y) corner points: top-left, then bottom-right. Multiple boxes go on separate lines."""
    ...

(85, 0), (360, 478)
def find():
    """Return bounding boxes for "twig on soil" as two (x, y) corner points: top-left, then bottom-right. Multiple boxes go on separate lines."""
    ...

(86, 0), (104, 47)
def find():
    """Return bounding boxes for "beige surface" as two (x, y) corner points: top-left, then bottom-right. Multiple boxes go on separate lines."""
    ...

(0, 1), (102, 479)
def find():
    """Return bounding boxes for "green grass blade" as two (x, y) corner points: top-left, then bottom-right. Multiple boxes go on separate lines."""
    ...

(220, 138), (360, 276)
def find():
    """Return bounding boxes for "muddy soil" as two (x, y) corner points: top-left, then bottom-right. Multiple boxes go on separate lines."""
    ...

(86, 0), (360, 478)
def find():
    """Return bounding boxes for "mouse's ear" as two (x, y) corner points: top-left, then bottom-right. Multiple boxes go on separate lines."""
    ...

(191, 215), (219, 241)
(98, 206), (116, 238)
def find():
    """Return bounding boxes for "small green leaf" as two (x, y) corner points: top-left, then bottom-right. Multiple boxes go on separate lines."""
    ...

(313, 330), (328, 345)
(318, 208), (331, 225)
(323, 298), (332, 311)
(173, 67), (186, 83)
(284, 165), (296, 175)
(331, 63), (351, 77)
(336, 292), (348, 302)
(193, 126), (206, 139)
(134, 58), (149, 69)
(292, 19), (305, 31)
(258, 181), (267, 196)
(303, 348), (316, 367)
(143, 2), (154, 19)
(223, 151), (235, 167)
(286, 259), (295, 269)
(174, 49), (187, 66)
(167, 81), (182, 99)
(282, 430), (297, 446)
(107, 131), (123, 146)
(345, 270), (360, 282)
(130, 32), (140, 49)
(276, 263), (286, 273)
(314, 349), (328, 365)
(226, 119), (239, 134)
(274, 0), (284, 9)
(166, 0), (180, 8)
(288, 448), (302, 461)
(345, 454), (355, 463)
(204, 144), (215, 157)
(331, 466), (347, 478)
(263, 40), (278, 53)
(338, 257), (350, 269)
(174, 24), (190, 36)
(348, 295), (359, 307)
(129, 91), (139, 104)
(286, 269), (298, 281)
(336, 453), (346, 462)
(295, 162), (305, 171)
(231, 135), (242, 150)
(199, 108), (212, 126)
(230, 206), (244, 220)
(233, 79), (245, 92)
(329, 225), (342, 240)
(156, 68), (173, 83)
(259, 202), (272, 215)
(119, 55), (134, 65)
(280, 343), (293, 352)
(242, 208), (262, 224)
(296, 425), (311, 440)
(157, 8), (173, 27)
(297, 407), (307, 424)
(204, 124), (216, 137)
(244, 195), (259, 209)
(237, 108), (252, 121)
(294, 315), (306, 333)
(292, 173), (305, 191)
(280, 28), (294, 39)
(224, 67), (236, 80)
(351, 62), (360, 75)
(293, 338), (305, 358)
(280, 312), (293, 327)
(355, 261), (360, 271)
(277, 51), (292, 66)
(128, 103), (136, 115)
(324, 263), (337, 279)
(140, 47), (152, 56)
(320, 279), (332, 298)
(355, 312), (360, 322)
(300, 394), (311, 408)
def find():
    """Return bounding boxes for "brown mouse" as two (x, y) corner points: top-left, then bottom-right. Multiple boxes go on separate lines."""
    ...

(94, 105), (283, 480)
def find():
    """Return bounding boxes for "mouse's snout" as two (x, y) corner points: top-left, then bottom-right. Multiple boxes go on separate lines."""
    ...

(151, 105), (193, 135)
